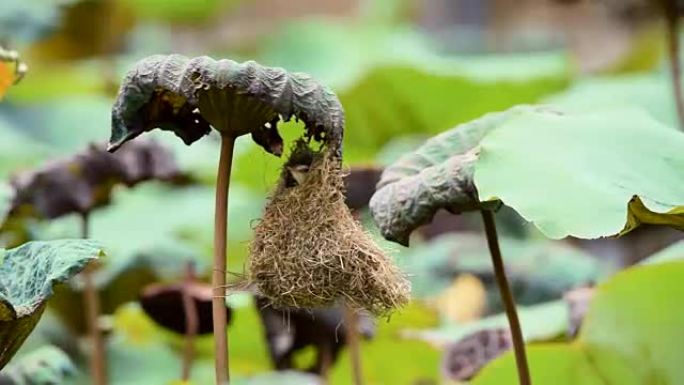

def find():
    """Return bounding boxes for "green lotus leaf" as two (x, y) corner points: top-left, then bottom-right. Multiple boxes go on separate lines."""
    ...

(371, 106), (684, 244)
(474, 107), (684, 239)
(0, 239), (104, 369)
(472, 259), (684, 385)
(0, 345), (75, 385)
(109, 54), (344, 157)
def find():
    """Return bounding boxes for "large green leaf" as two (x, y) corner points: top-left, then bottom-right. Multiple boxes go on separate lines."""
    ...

(371, 106), (684, 244)
(0, 345), (76, 385)
(474, 107), (684, 239)
(473, 260), (684, 385)
(0, 239), (104, 368)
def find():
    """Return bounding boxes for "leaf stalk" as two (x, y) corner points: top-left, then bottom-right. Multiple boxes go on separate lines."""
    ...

(665, 1), (684, 130)
(343, 305), (364, 385)
(213, 134), (235, 385)
(181, 262), (199, 381)
(480, 209), (531, 385)
(81, 213), (107, 385)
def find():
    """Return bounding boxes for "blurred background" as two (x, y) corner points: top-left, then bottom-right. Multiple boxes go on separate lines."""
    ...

(0, 0), (682, 384)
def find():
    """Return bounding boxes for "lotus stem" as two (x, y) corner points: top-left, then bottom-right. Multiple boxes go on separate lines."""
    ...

(81, 213), (107, 385)
(480, 209), (531, 385)
(213, 134), (235, 385)
(181, 262), (199, 381)
(665, 1), (684, 130)
(343, 305), (364, 385)
(319, 343), (333, 384)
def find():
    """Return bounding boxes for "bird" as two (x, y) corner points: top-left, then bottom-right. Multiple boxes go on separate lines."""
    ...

(285, 164), (310, 187)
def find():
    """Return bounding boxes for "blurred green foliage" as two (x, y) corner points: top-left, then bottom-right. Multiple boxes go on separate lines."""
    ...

(0, 345), (76, 385)
(399, 233), (608, 307)
(330, 301), (441, 385)
(259, 21), (571, 163)
(120, 0), (242, 23)
(0, 1), (683, 384)
(408, 300), (569, 347)
(474, 260), (684, 385)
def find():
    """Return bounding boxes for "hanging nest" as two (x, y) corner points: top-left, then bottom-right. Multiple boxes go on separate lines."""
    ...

(249, 141), (410, 315)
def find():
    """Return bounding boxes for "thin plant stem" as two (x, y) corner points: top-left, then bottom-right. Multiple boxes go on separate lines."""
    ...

(343, 306), (364, 385)
(81, 213), (107, 385)
(213, 134), (236, 385)
(480, 209), (531, 385)
(319, 343), (332, 385)
(665, 1), (684, 130)
(181, 262), (199, 381)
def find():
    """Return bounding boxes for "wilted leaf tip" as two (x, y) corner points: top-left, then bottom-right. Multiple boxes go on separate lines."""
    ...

(369, 107), (536, 246)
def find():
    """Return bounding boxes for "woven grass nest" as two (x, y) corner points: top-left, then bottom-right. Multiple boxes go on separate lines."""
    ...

(248, 141), (410, 315)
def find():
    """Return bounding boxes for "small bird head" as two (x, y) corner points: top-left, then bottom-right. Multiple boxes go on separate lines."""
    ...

(286, 164), (310, 186)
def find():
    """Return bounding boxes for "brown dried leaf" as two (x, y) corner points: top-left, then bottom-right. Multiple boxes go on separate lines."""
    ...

(3, 139), (188, 222)
(441, 329), (512, 381)
(139, 282), (231, 335)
